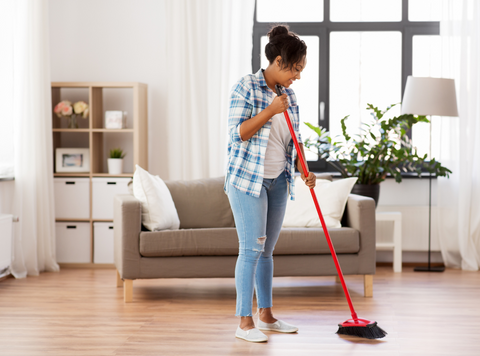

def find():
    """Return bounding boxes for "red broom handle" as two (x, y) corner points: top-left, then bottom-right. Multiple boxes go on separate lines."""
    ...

(276, 86), (358, 321)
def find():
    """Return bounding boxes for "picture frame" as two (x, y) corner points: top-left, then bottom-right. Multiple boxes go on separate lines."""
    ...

(55, 148), (90, 173)
(105, 110), (127, 129)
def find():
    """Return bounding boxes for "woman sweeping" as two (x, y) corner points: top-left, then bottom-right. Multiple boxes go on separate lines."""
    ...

(224, 25), (316, 343)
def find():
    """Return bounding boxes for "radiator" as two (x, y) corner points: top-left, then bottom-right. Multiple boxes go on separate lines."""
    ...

(0, 214), (14, 278)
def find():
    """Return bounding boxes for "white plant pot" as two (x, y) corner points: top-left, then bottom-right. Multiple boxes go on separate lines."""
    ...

(107, 158), (123, 175)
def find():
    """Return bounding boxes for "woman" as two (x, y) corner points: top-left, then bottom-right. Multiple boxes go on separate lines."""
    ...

(224, 25), (317, 343)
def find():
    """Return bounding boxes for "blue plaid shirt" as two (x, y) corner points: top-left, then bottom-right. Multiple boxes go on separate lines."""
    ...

(224, 69), (302, 200)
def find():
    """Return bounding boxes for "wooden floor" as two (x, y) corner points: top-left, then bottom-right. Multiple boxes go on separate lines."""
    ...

(0, 266), (479, 356)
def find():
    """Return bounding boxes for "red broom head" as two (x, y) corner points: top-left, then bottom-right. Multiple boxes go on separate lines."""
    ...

(336, 318), (387, 339)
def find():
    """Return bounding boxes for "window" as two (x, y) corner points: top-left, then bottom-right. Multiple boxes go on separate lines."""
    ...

(253, 0), (440, 172)
(0, 0), (15, 179)
(330, 31), (402, 140)
(331, 0), (402, 22)
(256, 0), (324, 22)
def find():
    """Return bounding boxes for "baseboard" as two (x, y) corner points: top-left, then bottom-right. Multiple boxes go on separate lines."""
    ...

(59, 262), (445, 270)
(58, 263), (115, 269)
(376, 250), (444, 264)
(3, 263), (447, 275)
(376, 262), (445, 268)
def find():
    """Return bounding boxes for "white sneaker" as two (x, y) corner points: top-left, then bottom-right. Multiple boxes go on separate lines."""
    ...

(235, 326), (268, 342)
(257, 319), (298, 333)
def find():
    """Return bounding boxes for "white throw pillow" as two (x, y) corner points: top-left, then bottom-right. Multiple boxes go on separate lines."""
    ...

(133, 165), (180, 231)
(282, 176), (358, 228)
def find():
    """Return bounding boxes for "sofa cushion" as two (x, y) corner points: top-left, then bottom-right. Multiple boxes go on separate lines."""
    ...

(165, 177), (235, 229)
(283, 176), (358, 229)
(275, 228), (359, 255)
(133, 165), (180, 231)
(139, 227), (360, 257)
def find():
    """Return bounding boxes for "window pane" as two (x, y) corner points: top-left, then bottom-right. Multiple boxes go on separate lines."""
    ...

(411, 35), (442, 159)
(0, 0), (14, 178)
(331, 0), (401, 22)
(408, 0), (441, 21)
(256, 0), (323, 22)
(330, 32), (402, 142)
(261, 35), (319, 161)
(412, 35), (441, 77)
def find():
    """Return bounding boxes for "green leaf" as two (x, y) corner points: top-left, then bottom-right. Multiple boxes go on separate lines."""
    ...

(304, 122), (325, 137)
(301, 103), (451, 185)
(109, 148), (126, 159)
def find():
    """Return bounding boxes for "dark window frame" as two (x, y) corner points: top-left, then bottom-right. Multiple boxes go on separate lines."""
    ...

(252, 0), (440, 174)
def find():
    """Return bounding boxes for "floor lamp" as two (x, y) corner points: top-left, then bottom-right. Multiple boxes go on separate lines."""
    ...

(401, 76), (458, 272)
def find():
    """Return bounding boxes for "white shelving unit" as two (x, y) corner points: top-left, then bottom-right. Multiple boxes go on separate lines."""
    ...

(51, 82), (148, 266)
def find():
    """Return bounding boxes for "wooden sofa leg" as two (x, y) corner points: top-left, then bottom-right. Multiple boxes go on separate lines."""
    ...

(116, 270), (123, 288)
(124, 279), (133, 303)
(335, 275), (341, 283)
(364, 275), (373, 297)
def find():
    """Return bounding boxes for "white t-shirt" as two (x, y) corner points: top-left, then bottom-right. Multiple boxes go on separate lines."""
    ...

(263, 95), (292, 178)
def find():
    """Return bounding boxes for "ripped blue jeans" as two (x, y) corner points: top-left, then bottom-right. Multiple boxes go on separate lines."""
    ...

(226, 172), (288, 317)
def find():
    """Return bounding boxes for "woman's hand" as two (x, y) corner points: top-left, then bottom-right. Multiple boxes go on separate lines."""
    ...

(301, 172), (316, 189)
(269, 94), (289, 115)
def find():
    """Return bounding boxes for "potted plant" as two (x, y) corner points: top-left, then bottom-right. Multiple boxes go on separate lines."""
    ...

(303, 103), (452, 206)
(108, 148), (126, 174)
(53, 100), (89, 128)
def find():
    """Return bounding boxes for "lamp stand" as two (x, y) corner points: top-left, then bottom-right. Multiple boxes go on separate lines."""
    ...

(414, 117), (445, 272)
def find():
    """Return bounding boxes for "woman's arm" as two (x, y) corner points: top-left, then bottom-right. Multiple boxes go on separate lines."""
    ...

(239, 94), (289, 141)
(239, 106), (274, 141)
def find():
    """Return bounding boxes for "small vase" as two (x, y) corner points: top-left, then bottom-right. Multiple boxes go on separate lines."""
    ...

(108, 158), (124, 175)
(67, 115), (79, 129)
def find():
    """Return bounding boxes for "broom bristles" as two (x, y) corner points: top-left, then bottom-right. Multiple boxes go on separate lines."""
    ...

(336, 321), (387, 339)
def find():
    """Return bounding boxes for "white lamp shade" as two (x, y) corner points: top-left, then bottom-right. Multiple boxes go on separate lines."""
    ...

(401, 76), (459, 117)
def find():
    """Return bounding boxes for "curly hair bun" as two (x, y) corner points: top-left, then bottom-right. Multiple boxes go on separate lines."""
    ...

(264, 24), (307, 71)
(267, 25), (289, 40)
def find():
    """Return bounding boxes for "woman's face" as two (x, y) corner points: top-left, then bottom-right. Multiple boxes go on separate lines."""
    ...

(276, 55), (307, 88)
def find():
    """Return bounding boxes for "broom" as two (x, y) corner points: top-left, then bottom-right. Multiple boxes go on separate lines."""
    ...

(275, 85), (387, 339)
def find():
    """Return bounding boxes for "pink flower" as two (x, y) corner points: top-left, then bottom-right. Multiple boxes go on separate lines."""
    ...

(61, 105), (73, 116)
(54, 100), (72, 118)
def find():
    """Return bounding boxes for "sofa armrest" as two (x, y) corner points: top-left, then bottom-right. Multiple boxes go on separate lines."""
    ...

(114, 194), (142, 280)
(343, 194), (376, 273)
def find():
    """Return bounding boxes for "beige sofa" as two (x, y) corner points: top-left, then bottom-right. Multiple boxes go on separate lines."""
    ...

(114, 176), (376, 302)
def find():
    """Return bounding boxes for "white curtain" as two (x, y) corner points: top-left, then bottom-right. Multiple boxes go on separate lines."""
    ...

(437, 0), (480, 271)
(165, 0), (255, 180)
(0, 2), (15, 179)
(11, 0), (59, 278)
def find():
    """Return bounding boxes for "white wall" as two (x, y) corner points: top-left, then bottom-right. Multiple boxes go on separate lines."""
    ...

(49, 0), (169, 178)
(376, 178), (443, 263)
(46, 0), (443, 263)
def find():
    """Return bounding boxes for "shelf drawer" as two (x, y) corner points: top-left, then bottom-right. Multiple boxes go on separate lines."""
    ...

(55, 222), (91, 263)
(54, 178), (90, 219)
(93, 222), (114, 264)
(92, 178), (131, 220)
